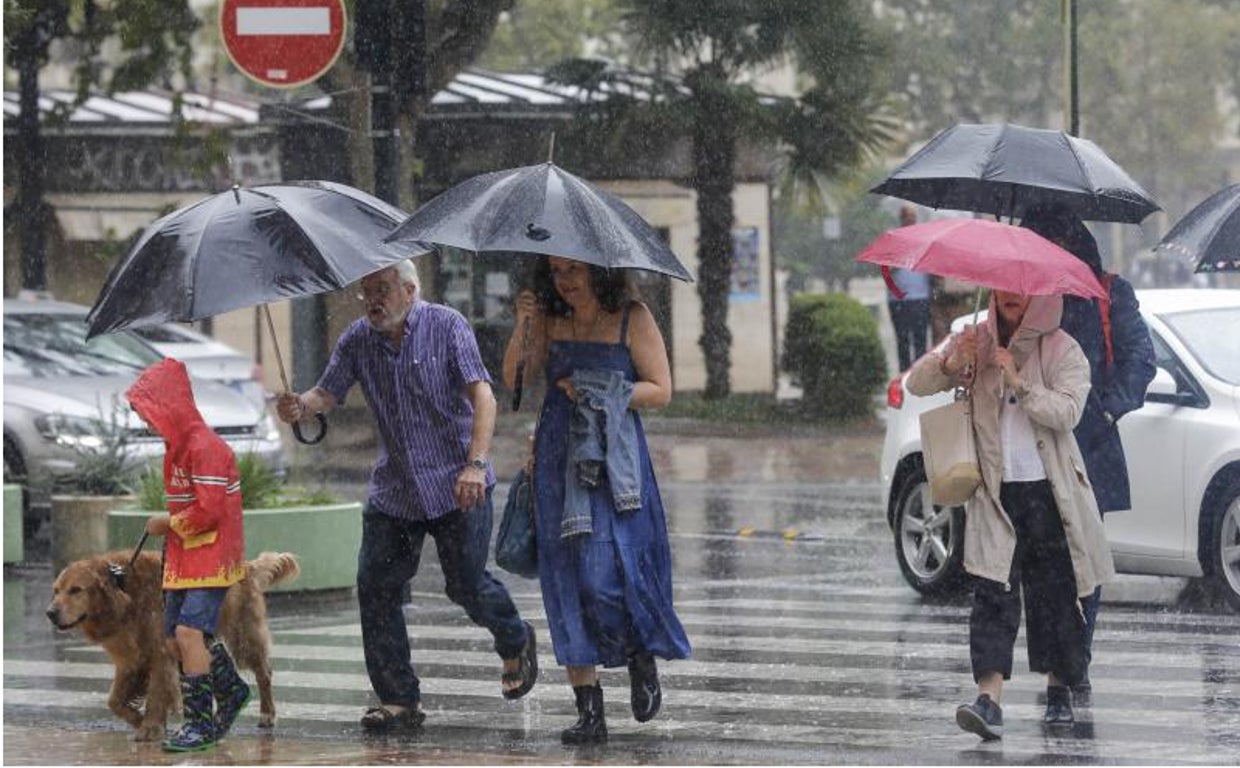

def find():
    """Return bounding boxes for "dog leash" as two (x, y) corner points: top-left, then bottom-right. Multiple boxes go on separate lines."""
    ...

(108, 531), (150, 592)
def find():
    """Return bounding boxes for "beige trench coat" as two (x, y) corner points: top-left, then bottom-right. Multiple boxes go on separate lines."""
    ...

(907, 293), (1116, 597)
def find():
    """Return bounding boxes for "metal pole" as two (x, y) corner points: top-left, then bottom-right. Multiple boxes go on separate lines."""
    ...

(17, 44), (46, 291)
(1066, 0), (1080, 136)
(370, 0), (400, 206)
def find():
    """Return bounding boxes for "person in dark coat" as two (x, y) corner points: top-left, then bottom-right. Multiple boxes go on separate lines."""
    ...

(1020, 203), (1156, 702)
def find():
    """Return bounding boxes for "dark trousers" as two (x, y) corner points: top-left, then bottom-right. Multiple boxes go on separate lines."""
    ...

(969, 480), (1086, 686)
(357, 489), (527, 708)
(1080, 584), (1102, 678)
(889, 299), (931, 371)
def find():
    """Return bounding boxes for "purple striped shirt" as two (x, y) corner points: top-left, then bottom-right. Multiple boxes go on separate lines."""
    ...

(317, 300), (495, 521)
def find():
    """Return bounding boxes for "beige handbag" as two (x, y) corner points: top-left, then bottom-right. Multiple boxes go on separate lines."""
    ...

(919, 390), (982, 506)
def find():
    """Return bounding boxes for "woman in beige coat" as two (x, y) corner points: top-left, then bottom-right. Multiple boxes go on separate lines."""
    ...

(907, 290), (1115, 740)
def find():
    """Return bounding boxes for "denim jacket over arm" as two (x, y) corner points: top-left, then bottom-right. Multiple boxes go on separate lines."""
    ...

(561, 368), (642, 539)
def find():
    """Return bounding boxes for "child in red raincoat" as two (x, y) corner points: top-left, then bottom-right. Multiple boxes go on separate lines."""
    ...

(126, 358), (249, 752)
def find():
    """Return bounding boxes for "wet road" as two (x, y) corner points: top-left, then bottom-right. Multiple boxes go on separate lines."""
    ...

(5, 421), (1240, 764)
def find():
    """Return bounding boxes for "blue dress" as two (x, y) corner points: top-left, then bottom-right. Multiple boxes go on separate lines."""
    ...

(533, 309), (692, 668)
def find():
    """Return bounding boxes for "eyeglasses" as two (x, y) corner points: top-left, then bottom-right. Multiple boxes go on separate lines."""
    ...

(355, 283), (397, 302)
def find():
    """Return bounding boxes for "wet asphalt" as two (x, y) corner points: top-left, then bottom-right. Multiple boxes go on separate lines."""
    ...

(5, 413), (1240, 765)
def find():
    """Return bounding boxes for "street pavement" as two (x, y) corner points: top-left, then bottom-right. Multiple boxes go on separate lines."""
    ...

(5, 416), (1240, 765)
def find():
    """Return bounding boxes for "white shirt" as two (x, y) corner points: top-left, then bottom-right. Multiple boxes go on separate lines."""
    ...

(1000, 388), (1047, 482)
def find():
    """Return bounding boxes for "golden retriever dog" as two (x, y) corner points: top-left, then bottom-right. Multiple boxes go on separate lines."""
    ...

(47, 550), (300, 741)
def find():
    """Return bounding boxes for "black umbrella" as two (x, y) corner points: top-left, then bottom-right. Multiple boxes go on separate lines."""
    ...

(86, 180), (429, 442)
(1155, 184), (1240, 273)
(384, 161), (694, 281)
(872, 122), (1159, 224)
(385, 160), (693, 410)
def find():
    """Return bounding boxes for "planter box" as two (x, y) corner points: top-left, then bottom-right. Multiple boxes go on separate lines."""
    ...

(109, 502), (363, 592)
(3, 485), (22, 564)
(51, 494), (135, 575)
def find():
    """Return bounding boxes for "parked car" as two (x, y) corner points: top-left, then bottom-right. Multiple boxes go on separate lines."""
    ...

(3, 298), (288, 496)
(127, 323), (268, 408)
(879, 289), (1240, 610)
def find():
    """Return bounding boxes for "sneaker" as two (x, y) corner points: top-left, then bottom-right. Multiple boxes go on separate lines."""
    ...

(956, 694), (1004, 740)
(1044, 685), (1074, 726)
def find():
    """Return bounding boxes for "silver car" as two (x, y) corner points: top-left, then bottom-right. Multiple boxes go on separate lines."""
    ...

(127, 323), (269, 409)
(3, 299), (288, 497)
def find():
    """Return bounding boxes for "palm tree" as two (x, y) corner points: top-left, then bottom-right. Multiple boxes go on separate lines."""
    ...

(552, 0), (894, 398)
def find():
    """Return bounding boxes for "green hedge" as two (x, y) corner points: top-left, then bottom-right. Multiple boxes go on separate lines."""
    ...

(782, 293), (886, 419)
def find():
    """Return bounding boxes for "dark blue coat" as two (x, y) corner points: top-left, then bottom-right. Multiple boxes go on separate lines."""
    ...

(1060, 276), (1156, 513)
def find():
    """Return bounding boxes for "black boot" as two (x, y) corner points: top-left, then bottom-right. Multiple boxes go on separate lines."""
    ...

(560, 683), (607, 745)
(628, 653), (662, 722)
(1044, 685), (1074, 726)
(209, 640), (251, 738)
(163, 673), (217, 752)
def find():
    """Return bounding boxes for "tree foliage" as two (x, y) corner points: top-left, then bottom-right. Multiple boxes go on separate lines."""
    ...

(875, 0), (1240, 246)
(479, 0), (621, 72)
(553, 0), (892, 398)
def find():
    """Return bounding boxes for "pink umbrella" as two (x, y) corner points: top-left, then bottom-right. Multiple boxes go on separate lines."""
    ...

(856, 218), (1107, 300)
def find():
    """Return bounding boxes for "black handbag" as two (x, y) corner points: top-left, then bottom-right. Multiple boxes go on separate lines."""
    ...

(495, 467), (538, 578)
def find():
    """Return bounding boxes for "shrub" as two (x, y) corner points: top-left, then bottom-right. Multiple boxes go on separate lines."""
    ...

(137, 452), (333, 510)
(782, 293), (886, 419)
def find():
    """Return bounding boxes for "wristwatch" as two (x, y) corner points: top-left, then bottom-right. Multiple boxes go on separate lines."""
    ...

(468, 457), (488, 471)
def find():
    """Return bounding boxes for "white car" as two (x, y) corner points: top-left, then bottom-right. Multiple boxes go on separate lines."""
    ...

(127, 323), (268, 409)
(879, 289), (1240, 610)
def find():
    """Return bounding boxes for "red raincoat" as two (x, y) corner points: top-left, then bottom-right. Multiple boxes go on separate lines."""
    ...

(126, 359), (245, 589)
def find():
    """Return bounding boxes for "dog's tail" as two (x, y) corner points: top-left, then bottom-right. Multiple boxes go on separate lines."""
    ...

(246, 552), (301, 592)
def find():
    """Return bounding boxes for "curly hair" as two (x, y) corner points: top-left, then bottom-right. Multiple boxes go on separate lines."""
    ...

(529, 258), (635, 316)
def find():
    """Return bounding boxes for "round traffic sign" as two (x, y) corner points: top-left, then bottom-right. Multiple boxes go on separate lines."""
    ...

(220, 0), (346, 89)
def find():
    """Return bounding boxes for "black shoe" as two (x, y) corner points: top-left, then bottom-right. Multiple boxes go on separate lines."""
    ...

(956, 694), (1003, 740)
(360, 704), (426, 732)
(561, 683), (607, 745)
(1044, 685), (1074, 726)
(628, 653), (662, 723)
(1070, 680), (1092, 708)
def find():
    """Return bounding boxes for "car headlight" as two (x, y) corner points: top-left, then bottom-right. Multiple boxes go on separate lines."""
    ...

(260, 412), (281, 442)
(35, 414), (109, 449)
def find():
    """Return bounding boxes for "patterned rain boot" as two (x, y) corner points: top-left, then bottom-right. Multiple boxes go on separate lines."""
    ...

(163, 673), (217, 752)
(210, 640), (251, 738)
(561, 683), (608, 745)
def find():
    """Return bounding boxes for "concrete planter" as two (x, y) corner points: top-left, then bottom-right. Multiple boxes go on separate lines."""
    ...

(50, 494), (136, 575)
(4, 485), (23, 564)
(110, 502), (363, 592)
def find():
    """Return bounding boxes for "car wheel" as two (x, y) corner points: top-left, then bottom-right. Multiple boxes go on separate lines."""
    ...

(1206, 476), (1240, 612)
(892, 463), (966, 595)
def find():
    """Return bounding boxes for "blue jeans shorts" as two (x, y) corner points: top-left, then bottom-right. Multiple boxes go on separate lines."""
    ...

(163, 588), (228, 638)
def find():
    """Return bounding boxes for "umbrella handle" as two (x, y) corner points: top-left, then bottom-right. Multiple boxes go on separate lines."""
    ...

(292, 413), (328, 445)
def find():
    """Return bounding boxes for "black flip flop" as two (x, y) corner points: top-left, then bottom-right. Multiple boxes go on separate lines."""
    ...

(502, 621), (539, 700)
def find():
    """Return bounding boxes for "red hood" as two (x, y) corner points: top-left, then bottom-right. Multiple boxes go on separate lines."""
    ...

(126, 358), (205, 445)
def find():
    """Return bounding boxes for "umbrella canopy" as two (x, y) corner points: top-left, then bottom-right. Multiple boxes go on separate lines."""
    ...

(872, 123), (1159, 224)
(384, 162), (694, 282)
(1155, 183), (1240, 273)
(856, 218), (1106, 300)
(86, 180), (429, 339)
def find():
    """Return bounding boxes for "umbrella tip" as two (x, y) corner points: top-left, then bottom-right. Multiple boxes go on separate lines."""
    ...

(232, 183), (241, 204)
(547, 131), (556, 164)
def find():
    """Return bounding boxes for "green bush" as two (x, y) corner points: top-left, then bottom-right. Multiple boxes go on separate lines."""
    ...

(136, 452), (334, 510)
(782, 293), (886, 419)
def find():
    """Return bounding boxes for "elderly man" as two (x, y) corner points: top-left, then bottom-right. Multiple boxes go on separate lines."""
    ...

(276, 260), (537, 731)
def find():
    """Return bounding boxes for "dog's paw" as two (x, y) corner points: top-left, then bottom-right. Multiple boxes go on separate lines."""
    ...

(257, 713), (276, 728)
(133, 724), (165, 742)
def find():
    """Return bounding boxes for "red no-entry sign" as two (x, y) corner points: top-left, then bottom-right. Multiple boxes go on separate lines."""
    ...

(220, 0), (346, 89)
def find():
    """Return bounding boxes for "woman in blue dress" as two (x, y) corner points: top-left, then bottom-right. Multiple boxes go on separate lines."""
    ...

(502, 256), (691, 744)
